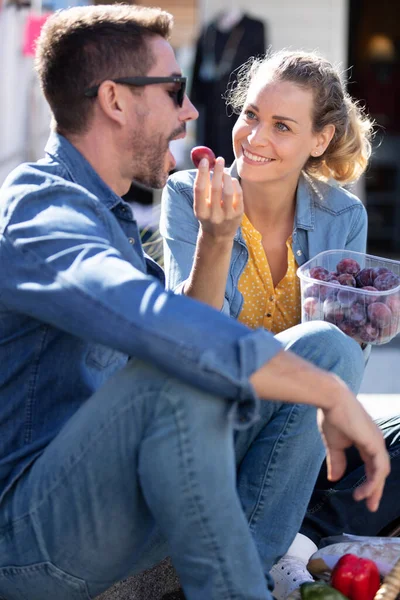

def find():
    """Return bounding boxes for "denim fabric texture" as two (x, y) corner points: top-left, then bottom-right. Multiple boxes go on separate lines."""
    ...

(0, 133), (366, 600)
(0, 133), (284, 501)
(0, 323), (365, 600)
(160, 164), (368, 318)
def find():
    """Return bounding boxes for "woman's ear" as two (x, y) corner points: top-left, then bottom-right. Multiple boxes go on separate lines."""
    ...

(312, 124), (335, 156)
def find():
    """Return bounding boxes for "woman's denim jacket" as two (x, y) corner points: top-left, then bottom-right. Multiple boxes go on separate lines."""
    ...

(160, 165), (368, 319)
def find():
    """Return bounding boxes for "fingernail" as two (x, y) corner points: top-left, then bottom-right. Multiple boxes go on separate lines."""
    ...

(199, 158), (208, 168)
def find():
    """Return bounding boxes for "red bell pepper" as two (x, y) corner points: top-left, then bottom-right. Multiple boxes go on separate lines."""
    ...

(331, 553), (381, 600)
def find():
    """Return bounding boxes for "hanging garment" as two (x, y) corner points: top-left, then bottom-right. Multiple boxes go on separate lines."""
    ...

(191, 13), (266, 165)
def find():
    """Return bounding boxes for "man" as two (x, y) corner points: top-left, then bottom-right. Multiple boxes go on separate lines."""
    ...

(0, 6), (389, 600)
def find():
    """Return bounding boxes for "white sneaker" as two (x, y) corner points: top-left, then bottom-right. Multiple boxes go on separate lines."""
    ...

(270, 556), (314, 600)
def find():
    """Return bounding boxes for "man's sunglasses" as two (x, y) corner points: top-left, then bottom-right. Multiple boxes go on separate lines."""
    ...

(84, 76), (187, 107)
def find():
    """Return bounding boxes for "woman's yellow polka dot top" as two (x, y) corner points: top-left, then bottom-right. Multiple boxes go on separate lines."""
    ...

(237, 213), (301, 334)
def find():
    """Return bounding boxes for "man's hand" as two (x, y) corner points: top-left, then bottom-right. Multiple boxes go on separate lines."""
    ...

(317, 390), (391, 512)
(250, 349), (390, 512)
(194, 156), (243, 242)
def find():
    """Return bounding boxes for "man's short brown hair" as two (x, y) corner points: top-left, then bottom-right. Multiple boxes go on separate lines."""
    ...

(35, 5), (173, 135)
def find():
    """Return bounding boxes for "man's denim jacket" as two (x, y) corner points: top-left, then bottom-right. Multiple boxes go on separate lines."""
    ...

(0, 133), (283, 500)
(160, 166), (368, 318)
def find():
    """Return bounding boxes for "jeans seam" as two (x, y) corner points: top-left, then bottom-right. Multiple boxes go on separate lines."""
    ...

(167, 389), (240, 600)
(247, 404), (300, 530)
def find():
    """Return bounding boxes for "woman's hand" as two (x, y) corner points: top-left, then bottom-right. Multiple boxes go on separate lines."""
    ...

(194, 156), (244, 243)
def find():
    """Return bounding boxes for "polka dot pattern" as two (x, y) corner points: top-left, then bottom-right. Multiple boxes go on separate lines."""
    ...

(237, 214), (301, 334)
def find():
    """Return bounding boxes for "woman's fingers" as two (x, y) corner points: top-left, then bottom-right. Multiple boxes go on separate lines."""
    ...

(193, 157), (211, 219)
(232, 177), (244, 215)
(194, 156), (243, 239)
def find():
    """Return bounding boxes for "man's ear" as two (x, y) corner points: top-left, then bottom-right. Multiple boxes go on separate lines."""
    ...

(96, 81), (129, 126)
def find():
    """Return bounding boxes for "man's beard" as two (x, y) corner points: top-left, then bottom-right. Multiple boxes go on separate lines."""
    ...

(130, 125), (186, 190)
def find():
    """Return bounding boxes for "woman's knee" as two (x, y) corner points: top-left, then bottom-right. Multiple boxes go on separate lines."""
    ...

(276, 321), (365, 394)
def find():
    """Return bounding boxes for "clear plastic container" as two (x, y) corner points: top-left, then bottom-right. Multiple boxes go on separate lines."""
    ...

(297, 250), (400, 345)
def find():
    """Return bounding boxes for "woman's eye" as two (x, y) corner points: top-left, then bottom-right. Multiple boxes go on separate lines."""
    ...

(275, 121), (290, 132)
(243, 109), (257, 120)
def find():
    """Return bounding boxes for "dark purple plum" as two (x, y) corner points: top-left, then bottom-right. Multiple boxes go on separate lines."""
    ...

(336, 258), (361, 275)
(338, 320), (359, 337)
(323, 297), (345, 324)
(304, 283), (321, 299)
(303, 297), (323, 319)
(368, 302), (392, 328)
(355, 268), (375, 288)
(386, 294), (400, 315)
(337, 273), (357, 287)
(361, 286), (379, 305)
(374, 273), (400, 291)
(358, 323), (380, 342)
(328, 272), (339, 281)
(309, 266), (330, 281)
(348, 302), (367, 327)
(371, 267), (390, 282)
(337, 288), (358, 308)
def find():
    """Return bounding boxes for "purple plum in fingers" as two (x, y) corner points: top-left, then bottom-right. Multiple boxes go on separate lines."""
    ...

(337, 273), (357, 287)
(336, 258), (361, 275)
(190, 146), (216, 169)
(368, 302), (392, 328)
(374, 272), (400, 291)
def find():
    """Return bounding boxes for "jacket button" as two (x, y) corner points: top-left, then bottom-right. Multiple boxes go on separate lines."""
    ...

(128, 237), (135, 245)
(296, 250), (302, 256)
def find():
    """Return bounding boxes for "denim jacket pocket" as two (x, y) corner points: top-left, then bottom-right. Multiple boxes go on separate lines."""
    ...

(86, 343), (127, 369)
(0, 561), (91, 600)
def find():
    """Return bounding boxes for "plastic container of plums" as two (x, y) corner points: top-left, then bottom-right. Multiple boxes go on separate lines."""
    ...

(297, 250), (400, 345)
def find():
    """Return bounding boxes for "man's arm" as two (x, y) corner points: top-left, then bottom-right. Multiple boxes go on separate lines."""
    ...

(1, 183), (282, 404)
(250, 350), (390, 512)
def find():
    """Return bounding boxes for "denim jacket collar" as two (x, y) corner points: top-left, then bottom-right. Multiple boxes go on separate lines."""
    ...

(45, 132), (123, 210)
(228, 161), (316, 240)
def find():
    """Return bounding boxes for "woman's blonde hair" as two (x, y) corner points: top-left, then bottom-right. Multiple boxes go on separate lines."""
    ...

(226, 49), (374, 185)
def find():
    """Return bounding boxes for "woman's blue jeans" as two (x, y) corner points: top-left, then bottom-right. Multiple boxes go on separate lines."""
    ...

(0, 322), (365, 600)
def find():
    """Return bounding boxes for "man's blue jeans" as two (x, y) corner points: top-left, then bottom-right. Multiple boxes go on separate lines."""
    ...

(0, 322), (364, 600)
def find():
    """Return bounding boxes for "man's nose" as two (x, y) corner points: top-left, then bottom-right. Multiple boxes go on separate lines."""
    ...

(181, 95), (199, 122)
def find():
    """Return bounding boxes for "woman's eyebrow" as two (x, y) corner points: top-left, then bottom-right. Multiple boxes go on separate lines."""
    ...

(272, 115), (299, 124)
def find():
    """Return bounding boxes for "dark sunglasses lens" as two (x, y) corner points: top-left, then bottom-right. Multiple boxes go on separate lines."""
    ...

(177, 80), (186, 107)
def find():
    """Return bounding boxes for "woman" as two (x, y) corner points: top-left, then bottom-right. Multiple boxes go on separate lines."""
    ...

(160, 49), (373, 335)
(160, 49), (377, 600)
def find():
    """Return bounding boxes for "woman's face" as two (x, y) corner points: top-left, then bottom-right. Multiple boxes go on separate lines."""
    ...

(232, 77), (323, 185)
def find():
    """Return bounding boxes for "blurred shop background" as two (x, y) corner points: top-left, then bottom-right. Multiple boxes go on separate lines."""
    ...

(0, 0), (399, 394)
(1, 0), (400, 257)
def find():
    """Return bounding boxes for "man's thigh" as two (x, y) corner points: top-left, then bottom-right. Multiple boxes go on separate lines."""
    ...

(0, 359), (174, 597)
